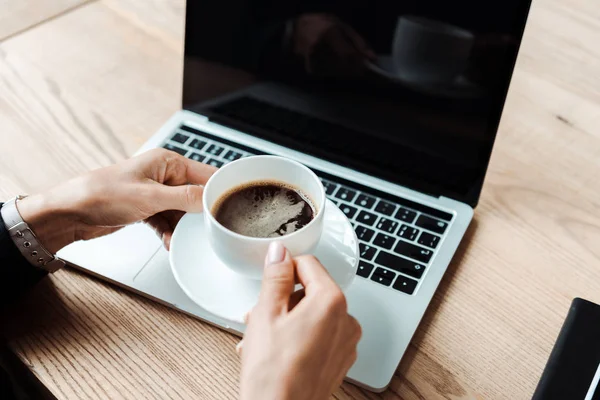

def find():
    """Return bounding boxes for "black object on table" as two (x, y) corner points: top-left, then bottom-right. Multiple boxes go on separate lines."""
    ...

(532, 298), (600, 400)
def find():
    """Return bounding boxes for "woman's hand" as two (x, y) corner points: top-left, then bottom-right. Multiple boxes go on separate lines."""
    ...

(240, 242), (362, 400)
(17, 149), (217, 253)
(292, 13), (375, 77)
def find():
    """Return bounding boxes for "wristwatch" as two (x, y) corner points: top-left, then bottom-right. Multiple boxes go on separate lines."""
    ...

(1, 195), (65, 273)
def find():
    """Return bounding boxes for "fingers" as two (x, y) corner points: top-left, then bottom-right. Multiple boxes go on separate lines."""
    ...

(146, 210), (186, 250)
(235, 307), (253, 356)
(243, 308), (253, 324)
(294, 255), (338, 295)
(340, 24), (375, 60)
(146, 149), (218, 213)
(145, 214), (173, 249)
(347, 315), (362, 344)
(293, 255), (350, 326)
(288, 288), (305, 311)
(337, 316), (362, 379)
(140, 148), (218, 186)
(164, 210), (186, 230)
(179, 155), (218, 185)
(257, 242), (296, 317)
(326, 314), (361, 390)
(153, 183), (205, 214)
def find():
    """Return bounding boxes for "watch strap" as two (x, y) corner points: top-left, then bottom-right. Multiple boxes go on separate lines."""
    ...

(1, 196), (65, 273)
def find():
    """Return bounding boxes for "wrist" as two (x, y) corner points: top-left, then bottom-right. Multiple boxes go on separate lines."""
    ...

(240, 369), (298, 400)
(17, 192), (81, 254)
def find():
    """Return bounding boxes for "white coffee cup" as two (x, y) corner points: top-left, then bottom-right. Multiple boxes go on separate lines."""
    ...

(392, 15), (474, 84)
(202, 155), (326, 279)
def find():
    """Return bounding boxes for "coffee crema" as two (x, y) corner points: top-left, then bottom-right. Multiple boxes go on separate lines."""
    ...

(212, 181), (316, 238)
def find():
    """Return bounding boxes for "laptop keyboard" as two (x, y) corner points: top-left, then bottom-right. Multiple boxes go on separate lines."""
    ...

(162, 125), (454, 296)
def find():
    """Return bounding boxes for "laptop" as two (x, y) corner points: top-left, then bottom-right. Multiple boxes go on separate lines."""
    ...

(58, 0), (532, 392)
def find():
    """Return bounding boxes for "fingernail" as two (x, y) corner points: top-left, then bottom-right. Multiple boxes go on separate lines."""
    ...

(236, 340), (244, 355)
(266, 241), (285, 265)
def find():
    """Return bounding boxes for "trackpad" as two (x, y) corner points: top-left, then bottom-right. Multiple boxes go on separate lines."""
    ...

(132, 246), (188, 303)
(132, 247), (244, 332)
(58, 223), (162, 282)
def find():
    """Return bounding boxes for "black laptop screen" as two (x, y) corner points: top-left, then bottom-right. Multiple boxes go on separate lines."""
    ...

(183, 0), (531, 206)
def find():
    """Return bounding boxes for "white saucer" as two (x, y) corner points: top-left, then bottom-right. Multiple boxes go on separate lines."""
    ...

(170, 199), (358, 323)
(366, 55), (483, 99)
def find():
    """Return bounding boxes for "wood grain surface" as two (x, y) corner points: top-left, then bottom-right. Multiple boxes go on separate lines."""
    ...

(1, 0), (600, 399)
(0, 0), (92, 41)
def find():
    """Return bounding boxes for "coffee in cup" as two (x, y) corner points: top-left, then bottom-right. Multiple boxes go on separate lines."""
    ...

(202, 155), (326, 279)
(212, 181), (316, 238)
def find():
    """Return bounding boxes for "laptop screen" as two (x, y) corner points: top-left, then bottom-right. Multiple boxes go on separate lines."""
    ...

(183, 0), (531, 206)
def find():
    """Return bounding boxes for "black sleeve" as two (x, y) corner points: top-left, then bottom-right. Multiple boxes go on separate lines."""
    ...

(0, 203), (48, 308)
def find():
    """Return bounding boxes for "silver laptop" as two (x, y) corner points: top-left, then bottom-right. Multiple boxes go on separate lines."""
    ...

(58, 0), (532, 392)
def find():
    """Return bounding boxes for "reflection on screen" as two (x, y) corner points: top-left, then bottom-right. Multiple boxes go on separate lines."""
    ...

(183, 0), (531, 205)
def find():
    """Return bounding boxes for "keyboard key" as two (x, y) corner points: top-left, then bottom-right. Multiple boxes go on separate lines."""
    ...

(334, 187), (357, 202)
(206, 144), (224, 156)
(376, 218), (399, 234)
(418, 232), (440, 249)
(163, 143), (187, 156)
(395, 207), (417, 223)
(394, 241), (433, 264)
(224, 150), (242, 161)
(189, 139), (207, 150)
(189, 152), (205, 162)
(207, 159), (224, 168)
(374, 200), (396, 216)
(398, 224), (419, 241)
(375, 251), (425, 279)
(373, 233), (396, 250)
(356, 210), (378, 226)
(357, 261), (374, 278)
(359, 243), (377, 260)
(371, 274), (393, 287)
(373, 267), (396, 279)
(354, 194), (376, 209)
(339, 204), (358, 219)
(415, 215), (448, 234)
(171, 133), (189, 144)
(354, 225), (375, 242)
(321, 180), (337, 196)
(393, 275), (418, 294)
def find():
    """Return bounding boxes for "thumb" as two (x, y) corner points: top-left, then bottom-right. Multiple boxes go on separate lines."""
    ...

(258, 242), (295, 317)
(153, 184), (205, 213)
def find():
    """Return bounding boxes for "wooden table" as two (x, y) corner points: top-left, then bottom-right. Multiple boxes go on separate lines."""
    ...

(1, 0), (599, 398)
